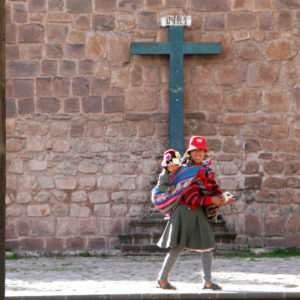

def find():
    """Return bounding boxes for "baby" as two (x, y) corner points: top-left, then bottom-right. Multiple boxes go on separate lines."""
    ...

(156, 149), (181, 193)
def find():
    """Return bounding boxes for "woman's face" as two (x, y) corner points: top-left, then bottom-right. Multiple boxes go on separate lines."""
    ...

(190, 149), (206, 165)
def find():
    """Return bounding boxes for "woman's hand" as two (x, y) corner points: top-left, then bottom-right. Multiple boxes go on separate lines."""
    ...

(226, 197), (236, 205)
(211, 196), (225, 207)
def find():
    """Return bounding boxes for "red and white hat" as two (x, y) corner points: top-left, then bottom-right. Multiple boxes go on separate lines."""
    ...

(186, 136), (209, 153)
(161, 149), (181, 167)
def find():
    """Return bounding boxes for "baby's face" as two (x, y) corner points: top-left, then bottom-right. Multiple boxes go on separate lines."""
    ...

(167, 165), (179, 173)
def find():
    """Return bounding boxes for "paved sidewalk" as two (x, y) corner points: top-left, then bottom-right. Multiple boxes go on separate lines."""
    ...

(5, 254), (300, 299)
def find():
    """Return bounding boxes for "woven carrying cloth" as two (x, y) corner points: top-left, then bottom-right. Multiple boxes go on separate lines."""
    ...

(151, 160), (215, 215)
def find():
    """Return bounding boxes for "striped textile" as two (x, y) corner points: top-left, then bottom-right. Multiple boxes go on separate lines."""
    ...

(151, 161), (214, 215)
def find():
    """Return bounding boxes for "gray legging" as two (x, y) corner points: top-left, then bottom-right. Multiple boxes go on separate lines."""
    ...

(158, 246), (212, 283)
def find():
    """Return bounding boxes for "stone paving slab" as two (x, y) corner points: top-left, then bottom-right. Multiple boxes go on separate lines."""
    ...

(5, 255), (300, 299)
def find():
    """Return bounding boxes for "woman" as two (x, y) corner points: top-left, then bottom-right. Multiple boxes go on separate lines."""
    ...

(157, 136), (235, 291)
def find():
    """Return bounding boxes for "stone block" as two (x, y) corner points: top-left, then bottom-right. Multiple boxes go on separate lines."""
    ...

(8, 61), (40, 77)
(227, 12), (256, 29)
(6, 98), (16, 118)
(32, 217), (55, 236)
(253, 0), (273, 10)
(47, 24), (68, 43)
(13, 3), (27, 23)
(247, 62), (277, 87)
(243, 161), (259, 174)
(95, 0), (117, 10)
(111, 192), (127, 203)
(103, 96), (124, 113)
(263, 161), (284, 175)
(78, 176), (96, 190)
(79, 59), (95, 75)
(97, 176), (119, 190)
(88, 190), (109, 204)
(66, 237), (85, 249)
(41, 60), (57, 76)
(128, 191), (148, 203)
(82, 96), (102, 113)
(287, 216), (300, 234)
(48, 13), (72, 23)
(37, 97), (61, 113)
(70, 123), (84, 137)
(92, 14), (115, 31)
(119, 176), (136, 190)
(284, 235), (300, 247)
(70, 205), (91, 217)
(6, 45), (20, 60)
(17, 219), (30, 236)
(34, 191), (50, 203)
(46, 237), (64, 250)
(118, 0), (144, 11)
(225, 89), (259, 113)
(20, 238), (44, 250)
(27, 205), (50, 217)
(6, 205), (24, 218)
(88, 237), (107, 248)
(79, 218), (97, 235)
(266, 39), (293, 60)
(165, 0), (187, 7)
(43, 0), (58, 10)
(72, 77), (89, 96)
(18, 98), (34, 115)
(191, 0), (230, 11)
(66, 0), (92, 13)
(94, 203), (111, 217)
(54, 205), (69, 217)
(131, 66), (142, 86)
(71, 191), (87, 203)
(53, 140), (71, 152)
(13, 79), (34, 98)
(91, 77), (110, 95)
(264, 217), (285, 236)
(245, 214), (262, 236)
(57, 218), (78, 235)
(6, 138), (23, 152)
(275, 0), (300, 9)
(50, 122), (69, 137)
(285, 177), (300, 188)
(258, 11), (274, 30)
(262, 90), (290, 112)
(205, 13), (225, 30)
(98, 218), (122, 235)
(19, 24), (44, 43)
(53, 77), (71, 97)
(38, 176), (55, 189)
(36, 78), (52, 96)
(195, 87), (222, 111)
(78, 161), (98, 174)
(59, 60), (76, 76)
(108, 34), (130, 66)
(6, 24), (17, 44)
(64, 98), (80, 113)
(55, 178), (77, 190)
(111, 204), (128, 217)
(244, 176), (262, 190)
(65, 44), (85, 59)
(46, 44), (63, 58)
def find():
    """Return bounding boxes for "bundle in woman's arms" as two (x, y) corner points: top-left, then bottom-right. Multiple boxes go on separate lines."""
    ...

(205, 191), (237, 222)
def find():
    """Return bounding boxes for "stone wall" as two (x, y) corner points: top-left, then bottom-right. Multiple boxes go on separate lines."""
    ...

(5, 0), (300, 251)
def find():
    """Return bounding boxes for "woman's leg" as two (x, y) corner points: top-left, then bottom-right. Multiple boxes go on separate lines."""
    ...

(158, 246), (183, 281)
(201, 250), (212, 283)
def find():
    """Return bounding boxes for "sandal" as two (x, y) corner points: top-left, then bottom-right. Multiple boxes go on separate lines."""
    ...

(203, 282), (222, 290)
(157, 280), (177, 290)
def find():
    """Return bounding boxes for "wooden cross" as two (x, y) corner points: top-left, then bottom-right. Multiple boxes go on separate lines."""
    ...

(131, 25), (221, 154)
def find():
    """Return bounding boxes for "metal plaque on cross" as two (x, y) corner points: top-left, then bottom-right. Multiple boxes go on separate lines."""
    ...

(131, 16), (222, 154)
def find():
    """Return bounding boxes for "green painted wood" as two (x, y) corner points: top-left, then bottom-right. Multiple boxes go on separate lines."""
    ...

(131, 26), (222, 154)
